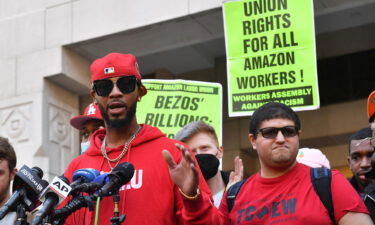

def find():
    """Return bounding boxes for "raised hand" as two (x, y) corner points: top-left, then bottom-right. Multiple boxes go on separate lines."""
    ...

(162, 143), (199, 196)
(227, 156), (244, 189)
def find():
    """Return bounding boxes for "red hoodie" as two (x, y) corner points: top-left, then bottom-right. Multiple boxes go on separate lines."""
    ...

(62, 124), (219, 225)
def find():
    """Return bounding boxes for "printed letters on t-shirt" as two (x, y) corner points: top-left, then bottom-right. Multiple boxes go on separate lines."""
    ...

(236, 197), (297, 224)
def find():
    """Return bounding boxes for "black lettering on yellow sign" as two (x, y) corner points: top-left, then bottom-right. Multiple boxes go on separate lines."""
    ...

(144, 113), (211, 128)
(154, 96), (202, 111)
(273, 32), (298, 48)
(244, 51), (295, 70)
(236, 70), (296, 89)
(243, 36), (268, 53)
(243, 29), (298, 55)
(242, 13), (291, 35)
(243, 0), (288, 16)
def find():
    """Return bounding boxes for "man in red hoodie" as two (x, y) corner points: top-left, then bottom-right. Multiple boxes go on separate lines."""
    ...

(62, 53), (216, 225)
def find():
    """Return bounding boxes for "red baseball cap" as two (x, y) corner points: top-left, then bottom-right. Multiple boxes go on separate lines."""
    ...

(90, 53), (141, 82)
(70, 103), (103, 130)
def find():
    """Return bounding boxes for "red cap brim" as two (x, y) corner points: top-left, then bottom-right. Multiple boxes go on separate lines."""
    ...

(70, 115), (103, 130)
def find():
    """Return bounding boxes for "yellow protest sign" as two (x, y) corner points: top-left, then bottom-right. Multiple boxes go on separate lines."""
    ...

(137, 79), (222, 143)
(223, 0), (320, 116)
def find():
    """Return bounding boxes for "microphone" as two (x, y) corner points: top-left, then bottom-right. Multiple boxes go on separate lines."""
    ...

(52, 164), (133, 224)
(0, 165), (47, 219)
(32, 176), (72, 225)
(70, 168), (100, 189)
(71, 173), (110, 194)
(97, 162), (134, 197)
(52, 195), (95, 225)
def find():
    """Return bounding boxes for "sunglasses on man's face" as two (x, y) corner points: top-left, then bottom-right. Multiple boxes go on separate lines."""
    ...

(93, 76), (138, 97)
(257, 126), (298, 139)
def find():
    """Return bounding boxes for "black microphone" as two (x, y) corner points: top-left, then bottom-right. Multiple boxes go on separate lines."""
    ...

(52, 195), (95, 225)
(52, 163), (134, 224)
(32, 176), (71, 225)
(0, 165), (47, 219)
(97, 162), (134, 197)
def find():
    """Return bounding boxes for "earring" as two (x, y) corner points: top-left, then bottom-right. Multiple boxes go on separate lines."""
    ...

(138, 97), (141, 102)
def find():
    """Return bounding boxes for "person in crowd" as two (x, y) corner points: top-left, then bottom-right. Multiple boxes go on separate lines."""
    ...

(297, 147), (331, 168)
(0, 137), (17, 224)
(62, 53), (212, 225)
(175, 121), (243, 207)
(348, 127), (373, 196)
(348, 127), (375, 222)
(164, 102), (373, 224)
(70, 103), (104, 154)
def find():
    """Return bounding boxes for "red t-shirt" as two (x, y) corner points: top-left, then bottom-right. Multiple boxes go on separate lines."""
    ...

(219, 163), (369, 225)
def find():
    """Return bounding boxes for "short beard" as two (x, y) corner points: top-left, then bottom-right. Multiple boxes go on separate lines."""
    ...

(98, 101), (137, 129)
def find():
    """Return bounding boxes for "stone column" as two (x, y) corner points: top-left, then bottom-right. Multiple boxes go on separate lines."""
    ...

(0, 47), (91, 180)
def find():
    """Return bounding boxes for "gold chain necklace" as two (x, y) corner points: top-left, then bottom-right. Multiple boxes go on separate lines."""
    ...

(101, 126), (141, 170)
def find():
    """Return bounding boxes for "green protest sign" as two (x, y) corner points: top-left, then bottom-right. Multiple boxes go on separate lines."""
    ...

(137, 79), (222, 144)
(223, 0), (319, 116)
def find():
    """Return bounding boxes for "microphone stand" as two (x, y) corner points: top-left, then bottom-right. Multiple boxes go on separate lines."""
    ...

(110, 190), (125, 225)
(41, 214), (52, 225)
(15, 203), (29, 225)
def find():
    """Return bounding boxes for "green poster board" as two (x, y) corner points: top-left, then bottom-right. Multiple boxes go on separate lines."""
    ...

(137, 79), (222, 144)
(223, 0), (319, 116)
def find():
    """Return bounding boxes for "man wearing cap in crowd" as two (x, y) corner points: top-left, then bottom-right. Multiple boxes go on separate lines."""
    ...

(62, 53), (213, 225)
(70, 103), (104, 154)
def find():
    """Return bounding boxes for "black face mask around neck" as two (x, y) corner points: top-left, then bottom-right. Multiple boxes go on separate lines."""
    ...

(195, 154), (220, 180)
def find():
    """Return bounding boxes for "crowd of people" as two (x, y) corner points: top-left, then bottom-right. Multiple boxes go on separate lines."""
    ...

(0, 52), (374, 225)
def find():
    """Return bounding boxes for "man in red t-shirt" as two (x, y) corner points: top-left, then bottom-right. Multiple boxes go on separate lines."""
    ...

(167, 102), (374, 225)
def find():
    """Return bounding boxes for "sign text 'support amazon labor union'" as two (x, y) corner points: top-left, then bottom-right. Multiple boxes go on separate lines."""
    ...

(223, 0), (320, 116)
(137, 79), (222, 144)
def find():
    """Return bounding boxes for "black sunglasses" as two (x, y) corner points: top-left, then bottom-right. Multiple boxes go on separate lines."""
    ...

(257, 126), (298, 139)
(93, 76), (138, 96)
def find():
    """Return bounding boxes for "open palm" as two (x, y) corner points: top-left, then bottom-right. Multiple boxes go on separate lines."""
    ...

(162, 143), (199, 196)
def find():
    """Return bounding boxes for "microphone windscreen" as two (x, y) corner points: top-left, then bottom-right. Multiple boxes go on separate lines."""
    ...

(113, 162), (134, 184)
(31, 167), (44, 179)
